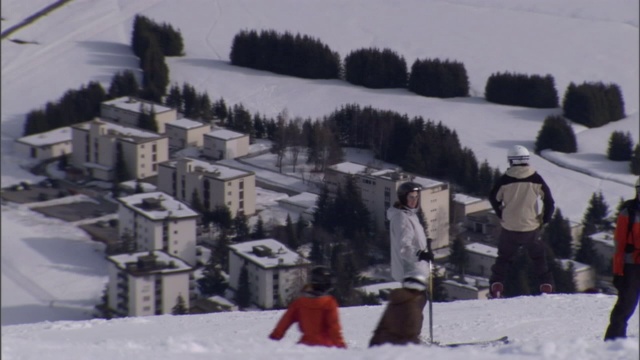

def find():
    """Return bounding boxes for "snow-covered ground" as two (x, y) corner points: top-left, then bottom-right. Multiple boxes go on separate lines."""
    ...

(2, 294), (638, 360)
(1, 0), (639, 359)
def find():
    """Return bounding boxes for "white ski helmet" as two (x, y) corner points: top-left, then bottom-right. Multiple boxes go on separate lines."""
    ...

(507, 145), (530, 165)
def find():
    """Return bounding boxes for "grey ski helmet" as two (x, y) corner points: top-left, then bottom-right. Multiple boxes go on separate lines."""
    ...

(397, 181), (423, 206)
(310, 266), (334, 293)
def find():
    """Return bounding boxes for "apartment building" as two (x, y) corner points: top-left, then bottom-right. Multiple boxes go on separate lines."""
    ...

(228, 239), (311, 309)
(464, 242), (498, 278)
(106, 250), (193, 317)
(452, 193), (492, 227)
(442, 276), (490, 301)
(100, 96), (178, 133)
(14, 126), (72, 162)
(157, 157), (256, 217)
(165, 118), (211, 149)
(117, 192), (198, 266)
(70, 118), (168, 181)
(460, 208), (502, 246)
(324, 162), (450, 249)
(559, 259), (596, 292)
(202, 129), (249, 160)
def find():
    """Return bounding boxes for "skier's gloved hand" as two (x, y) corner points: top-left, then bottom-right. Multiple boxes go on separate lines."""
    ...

(416, 250), (434, 262)
(613, 275), (624, 289)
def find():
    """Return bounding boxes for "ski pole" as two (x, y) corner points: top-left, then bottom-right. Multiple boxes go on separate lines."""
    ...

(427, 237), (434, 344)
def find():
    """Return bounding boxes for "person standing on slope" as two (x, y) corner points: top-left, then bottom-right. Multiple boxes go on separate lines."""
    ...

(269, 266), (347, 348)
(604, 177), (640, 341)
(488, 145), (555, 298)
(387, 181), (435, 284)
(369, 275), (429, 347)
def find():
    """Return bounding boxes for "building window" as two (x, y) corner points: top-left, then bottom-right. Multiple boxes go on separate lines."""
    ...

(30, 147), (37, 158)
(143, 296), (151, 301)
(152, 144), (157, 153)
(152, 164), (157, 171)
(143, 306), (151, 311)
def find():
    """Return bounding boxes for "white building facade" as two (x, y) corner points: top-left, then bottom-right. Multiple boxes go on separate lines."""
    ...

(117, 192), (198, 266)
(157, 157), (256, 217)
(228, 239), (311, 309)
(106, 251), (193, 317)
(70, 119), (168, 181)
(165, 118), (211, 149)
(464, 242), (498, 278)
(100, 96), (178, 133)
(203, 129), (249, 160)
(14, 127), (72, 162)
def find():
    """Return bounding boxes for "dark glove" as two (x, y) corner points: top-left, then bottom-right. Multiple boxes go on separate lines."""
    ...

(613, 276), (624, 290)
(416, 250), (434, 262)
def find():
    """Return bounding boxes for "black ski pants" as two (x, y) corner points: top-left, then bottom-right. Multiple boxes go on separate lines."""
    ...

(604, 264), (640, 340)
(490, 228), (552, 286)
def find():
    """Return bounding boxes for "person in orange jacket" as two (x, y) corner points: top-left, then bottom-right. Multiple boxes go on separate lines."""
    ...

(269, 266), (347, 348)
(604, 177), (640, 341)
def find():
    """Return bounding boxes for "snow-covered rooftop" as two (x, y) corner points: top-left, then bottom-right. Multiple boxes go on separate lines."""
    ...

(205, 129), (246, 140)
(228, 238), (310, 269)
(102, 96), (173, 114)
(74, 119), (164, 143)
(465, 242), (498, 258)
(166, 118), (210, 130)
(454, 193), (485, 205)
(162, 157), (253, 180)
(117, 192), (198, 220)
(589, 231), (615, 246)
(328, 161), (369, 174)
(16, 126), (72, 146)
(277, 192), (318, 210)
(108, 250), (192, 274)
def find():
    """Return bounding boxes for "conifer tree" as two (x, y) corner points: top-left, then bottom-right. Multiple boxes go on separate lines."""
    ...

(171, 294), (188, 315)
(233, 212), (250, 242)
(574, 231), (604, 274)
(431, 268), (449, 302)
(251, 216), (266, 239)
(542, 209), (573, 259)
(607, 131), (633, 161)
(581, 192), (611, 235)
(285, 214), (298, 250)
(630, 143), (640, 175)
(449, 236), (469, 278)
(235, 265), (251, 308)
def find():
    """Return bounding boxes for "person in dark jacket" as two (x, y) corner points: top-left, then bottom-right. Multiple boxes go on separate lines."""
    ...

(604, 177), (640, 341)
(488, 145), (555, 298)
(369, 276), (428, 347)
(269, 266), (347, 348)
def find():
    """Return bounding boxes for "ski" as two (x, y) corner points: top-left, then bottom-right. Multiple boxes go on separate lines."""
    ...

(435, 336), (509, 348)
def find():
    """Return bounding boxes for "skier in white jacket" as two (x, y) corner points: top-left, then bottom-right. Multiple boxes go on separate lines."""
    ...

(387, 181), (434, 282)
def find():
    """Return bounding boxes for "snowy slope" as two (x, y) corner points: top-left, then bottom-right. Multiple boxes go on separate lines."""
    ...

(1, 294), (638, 360)
(1, 1), (639, 359)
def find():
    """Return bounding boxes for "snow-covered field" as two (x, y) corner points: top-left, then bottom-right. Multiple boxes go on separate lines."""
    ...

(1, 0), (639, 359)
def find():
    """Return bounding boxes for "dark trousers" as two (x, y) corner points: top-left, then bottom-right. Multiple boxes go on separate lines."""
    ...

(490, 228), (552, 286)
(604, 264), (640, 340)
